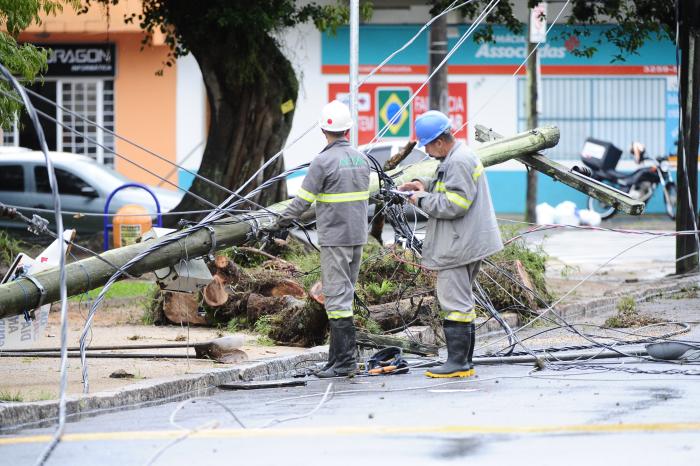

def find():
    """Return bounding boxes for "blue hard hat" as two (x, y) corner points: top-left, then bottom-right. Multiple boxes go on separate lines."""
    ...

(415, 110), (451, 147)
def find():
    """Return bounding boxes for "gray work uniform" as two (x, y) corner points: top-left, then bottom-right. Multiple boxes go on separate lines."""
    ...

(278, 139), (370, 319)
(413, 142), (503, 323)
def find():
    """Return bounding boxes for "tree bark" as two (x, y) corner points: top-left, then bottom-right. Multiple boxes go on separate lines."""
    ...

(429, 14), (449, 113)
(166, 33), (296, 225)
(368, 295), (435, 331)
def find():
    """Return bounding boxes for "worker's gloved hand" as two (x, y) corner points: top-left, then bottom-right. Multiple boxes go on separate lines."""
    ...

(261, 220), (282, 234)
(259, 220), (290, 241)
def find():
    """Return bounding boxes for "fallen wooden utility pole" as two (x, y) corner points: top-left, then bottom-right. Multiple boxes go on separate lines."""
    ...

(0, 125), (620, 318)
(474, 125), (645, 215)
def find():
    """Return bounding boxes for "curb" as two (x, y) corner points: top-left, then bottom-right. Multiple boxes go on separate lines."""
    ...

(0, 350), (326, 432)
(548, 274), (699, 321)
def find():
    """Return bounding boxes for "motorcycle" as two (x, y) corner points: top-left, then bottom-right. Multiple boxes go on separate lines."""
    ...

(573, 138), (677, 220)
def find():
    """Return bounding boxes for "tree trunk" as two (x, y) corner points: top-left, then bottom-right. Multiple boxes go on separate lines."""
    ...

(368, 295), (435, 331)
(166, 33), (296, 226)
(429, 14), (448, 113)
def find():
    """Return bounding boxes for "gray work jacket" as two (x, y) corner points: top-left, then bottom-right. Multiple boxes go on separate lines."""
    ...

(413, 141), (503, 270)
(279, 139), (370, 247)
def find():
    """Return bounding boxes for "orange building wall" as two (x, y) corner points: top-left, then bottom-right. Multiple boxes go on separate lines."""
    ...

(112, 34), (177, 188)
(18, 2), (179, 189)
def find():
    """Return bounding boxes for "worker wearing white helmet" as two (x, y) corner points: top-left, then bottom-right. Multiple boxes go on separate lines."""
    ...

(272, 100), (370, 378)
(399, 110), (502, 378)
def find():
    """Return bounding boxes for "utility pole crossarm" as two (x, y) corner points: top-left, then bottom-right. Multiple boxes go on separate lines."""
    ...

(474, 125), (645, 216)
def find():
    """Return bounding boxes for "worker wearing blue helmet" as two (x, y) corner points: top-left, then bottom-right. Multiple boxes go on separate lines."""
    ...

(399, 110), (503, 378)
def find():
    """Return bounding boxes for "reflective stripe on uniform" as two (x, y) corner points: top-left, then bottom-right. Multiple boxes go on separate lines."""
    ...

(434, 182), (472, 210)
(442, 310), (476, 323)
(297, 188), (318, 203)
(472, 163), (484, 181)
(316, 191), (370, 203)
(446, 192), (472, 210)
(327, 309), (353, 319)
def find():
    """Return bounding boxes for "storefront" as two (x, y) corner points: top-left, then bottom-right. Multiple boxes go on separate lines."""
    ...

(305, 23), (678, 213)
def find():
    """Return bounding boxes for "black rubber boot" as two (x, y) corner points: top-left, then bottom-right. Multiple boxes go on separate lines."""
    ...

(317, 317), (357, 378)
(425, 320), (473, 378)
(314, 332), (336, 374)
(467, 322), (475, 376)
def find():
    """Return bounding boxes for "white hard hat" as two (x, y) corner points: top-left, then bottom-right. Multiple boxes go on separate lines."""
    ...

(319, 100), (353, 132)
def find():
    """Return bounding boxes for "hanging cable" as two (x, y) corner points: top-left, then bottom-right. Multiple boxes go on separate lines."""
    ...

(0, 61), (70, 466)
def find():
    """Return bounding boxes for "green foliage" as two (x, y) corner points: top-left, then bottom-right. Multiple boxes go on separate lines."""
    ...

(226, 316), (247, 333)
(0, 230), (24, 266)
(284, 248), (321, 289)
(563, 0), (674, 61)
(253, 314), (275, 345)
(428, 0), (674, 63)
(354, 314), (382, 335)
(0, 1), (79, 127)
(604, 295), (659, 328)
(223, 247), (267, 268)
(70, 280), (157, 301)
(33, 391), (54, 401)
(616, 296), (637, 314)
(362, 280), (396, 302)
(85, 0), (371, 81)
(489, 225), (549, 298)
(474, 225), (552, 314)
(357, 242), (433, 305)
(0, 390), (23, 402)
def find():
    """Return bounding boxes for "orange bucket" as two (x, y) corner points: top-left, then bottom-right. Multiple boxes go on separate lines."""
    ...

(113, 204), (152, 248)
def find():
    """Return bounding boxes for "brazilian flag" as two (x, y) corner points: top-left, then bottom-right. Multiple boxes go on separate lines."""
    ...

(377, 88), (411, 138)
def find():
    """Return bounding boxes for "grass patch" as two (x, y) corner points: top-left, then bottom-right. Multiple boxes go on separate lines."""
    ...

(604, 296), (660, 328)
(354, 314), (382, 334)
(140, 287), (163, 325)
(253, 315), (275, 345)
(70, 280), (157, 302)
(0, 230), (24, 266)
(226, 316), (248, 333)
(0, 391), (23, 402)
(32, 391), (55, 401)
(283, 249), (321, 289)
(672, 286), (699, 299)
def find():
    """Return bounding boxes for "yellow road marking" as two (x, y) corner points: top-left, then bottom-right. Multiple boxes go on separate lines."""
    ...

(2, 422), (700, 445)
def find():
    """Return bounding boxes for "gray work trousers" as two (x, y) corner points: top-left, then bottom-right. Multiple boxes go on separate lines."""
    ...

(436, 260), (481, 323)
(321, 245), (363, 319)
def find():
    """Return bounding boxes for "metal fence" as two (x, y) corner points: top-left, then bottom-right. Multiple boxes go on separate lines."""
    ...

(517, 77), (666, 161)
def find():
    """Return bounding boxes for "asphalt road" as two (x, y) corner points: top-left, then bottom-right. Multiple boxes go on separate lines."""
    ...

(3, 354), (700, 466)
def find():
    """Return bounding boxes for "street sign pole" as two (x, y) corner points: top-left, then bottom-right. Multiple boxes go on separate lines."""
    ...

(349, 0), (359, 147)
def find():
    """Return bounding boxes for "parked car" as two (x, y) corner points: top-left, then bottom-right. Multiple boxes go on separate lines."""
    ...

(0, 147), (183, 233)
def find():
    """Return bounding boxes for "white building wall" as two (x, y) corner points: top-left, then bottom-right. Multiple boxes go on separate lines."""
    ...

(175, 54), (207, 177)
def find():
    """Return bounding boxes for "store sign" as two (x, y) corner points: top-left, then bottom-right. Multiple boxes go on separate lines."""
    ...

(39, 43), (115, 77)
(329, 82), (467, 145)
(323, 24), (676, 75)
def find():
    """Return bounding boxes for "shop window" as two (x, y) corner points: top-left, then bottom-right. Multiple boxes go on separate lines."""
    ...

(58, 79), (115, 166)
